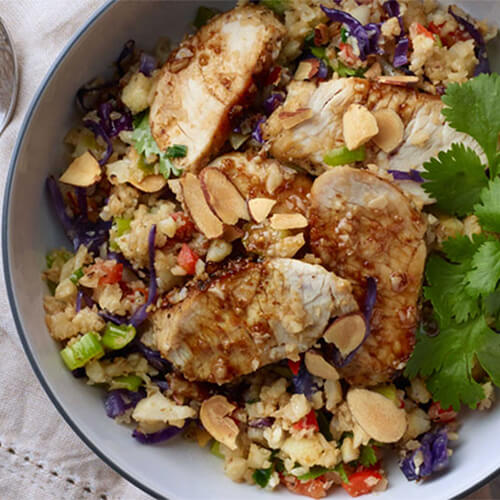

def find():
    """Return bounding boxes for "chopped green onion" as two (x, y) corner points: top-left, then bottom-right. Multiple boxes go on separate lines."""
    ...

(335, 60), (366, 78)
(101, 323), (136, 350)
(60, 332), (104, 370)
(316, 410), (333, 441)
(113, 217), (131, 237)
(261, 0), (289, 15)
(311, 46), (327, 60)
(229, 132), (250, 151)
(274, 458), (285, 473)
(46, 249), (72, 269)
(166, 144), (188, 158)
(359, 445), (378, 467)
(334, 463), (350, 484)
(323, 145), (366, 166)
(297, 466), (329, 481)
(341, 26), (349, 43)
(434, 34), (443, 48)
(69, 267), (84, 285)
(373, 383), (397, 402)
(210, 440), (224, 459)
(112, 374), (143, 391)
(193, 6), (220, 29)
(253, 466), (273, 488)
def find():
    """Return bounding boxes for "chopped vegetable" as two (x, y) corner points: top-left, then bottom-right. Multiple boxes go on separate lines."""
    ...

(138, 52), (156, 76)
(166, 144), (188, 158)
(177, 243), (199, 275)
(428, 402), (457, 423)
(297, 466), (329, 481)
(293, 409), (319, 432)
(248, 417), (275, 428)
(101, 323), (136, 350)
(342, 469), (382, 497)
(193, 6), (220, 29)
(316, 410), (333, 441)
(210, 440), (224, 458)
(69, 267), (84, 285)
(292, 363), (315, 400)
(334, 463), (349, 484)
(323, 145), (366, 166)
(132, 424), (186, 444)
(113, 217), (131, 237)
(104, 388), (146, 418)
(112, 374), (143, 392)
(282, 474), (330, 498)
(288, 359), (301, 375)
(46, 249), (72, 269)
(60, 332), (104, 370)
(253, 466), (273, 488)
(388, 169), (424, 183)
(359, 445), (378, 467)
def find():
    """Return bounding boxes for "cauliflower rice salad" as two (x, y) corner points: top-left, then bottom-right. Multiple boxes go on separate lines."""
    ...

(42, 0), (500, 497)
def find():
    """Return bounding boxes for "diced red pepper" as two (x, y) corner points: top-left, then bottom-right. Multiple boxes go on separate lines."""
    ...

(339, 42), (358, 64)
(93, 261), (123, 286)
(342, 470), (382, 497)
(427, 21), (471, 47)
(288, 359), (301, 375)
(415, 23), (434, 39)
(171, 212), (195, 242)
(293, 410), (319, 432)
(177, 243), (199, 275)
(281, 474), (330, 499)
(428, 402), (457, 423)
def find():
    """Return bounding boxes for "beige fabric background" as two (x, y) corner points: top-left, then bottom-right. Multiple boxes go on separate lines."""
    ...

(0, 0), (496, 499)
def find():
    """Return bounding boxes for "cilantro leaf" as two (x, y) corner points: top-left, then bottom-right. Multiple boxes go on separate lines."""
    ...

(131, 111), (186, 180)
(442, 233), (488, 263)
(474, 177), (500, 233)
(334, 463), (349, 484)
(465, 240), (500, 296)
(406, 316), (492, 410)
(424, 254), (480, 324)
(359, 445), (377, 467)
(253, 467), (273, 488)
(442, 73), (500, 175)
(297, 466), (329, 481)
(421, 143), (488, 216)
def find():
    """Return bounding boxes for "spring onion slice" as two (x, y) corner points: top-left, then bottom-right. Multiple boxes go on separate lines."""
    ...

(112, 374), (143, 392)
(101, 322), (136, 350)
(69, 267), (84, 285)
(323, 145), (366, 166)
(210, 440), (224, 459)
(60, 332), (104, 370)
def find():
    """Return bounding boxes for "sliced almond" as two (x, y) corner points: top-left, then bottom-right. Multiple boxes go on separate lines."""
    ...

(295, 60), (319, 81)
(375, 75), (419, 86)
(372, 109), (405, 153)
(200, 167), (250, 225)
(279, 108), (313, 130)
(200, 395), (239, 450)
(223, 225), (244, 242)
(364, 62), (382, 79)
(323, 313), (366, 358)
(59, 152), (101, 187)
(343, 104), (379, 151)
(305, 351), (339, 380)
(270, 213), (308, 230)
(129, 174), (167, 193)
(248, 198), (277, 223)
(180, 173), (224, 239)
(347, 388), (407, 443)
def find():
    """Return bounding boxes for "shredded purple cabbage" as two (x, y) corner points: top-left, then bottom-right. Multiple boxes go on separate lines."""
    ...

(263, 92), (285, 115)
(317, 59), (329, 79)
(320, 6), (382, 60)
(151, 376), (169, 392)
(72, 367), (86, 378)
(292, 362), (316, 400)
(324, 276), (377, 367)
(400, 428), (450, 481)
(449, 6), (490, 76)
(104, 388), (146, 418)
(97, 101), (133, 138)
(129, 225), (157, 328)
(394, 37), (409, 67)
(383, 0), (401, 26)
(388, 169), (425, 183)
(75, 290), (83, 313)
(99, 309), (129, 325)
(248, 417), (275, 428)
(251, 116), (266, 144)
(139, 52), (157, 77)
(135, 341), (172, 373)
(132, 421), (188, 444)
(83, 119), (113, 166)
(46, 178), (112, 253)
(116, 40), (135, 76)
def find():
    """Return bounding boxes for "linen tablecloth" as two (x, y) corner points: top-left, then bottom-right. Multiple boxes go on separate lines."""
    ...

(0, 1), (497, 499)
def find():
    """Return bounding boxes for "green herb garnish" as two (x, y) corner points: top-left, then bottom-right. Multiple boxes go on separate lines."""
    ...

(297, 466), (329, 481)
(60, 332), (104, 370)
(69, 267), (83, 285)
(253, 466), (273, 488)
(323, 145), (366, 166)
(359, 445), (378, 467)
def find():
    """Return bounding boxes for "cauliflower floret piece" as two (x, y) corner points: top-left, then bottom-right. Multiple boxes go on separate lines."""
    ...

(281, 433), (340, 468)
(121, 72), (154, 114)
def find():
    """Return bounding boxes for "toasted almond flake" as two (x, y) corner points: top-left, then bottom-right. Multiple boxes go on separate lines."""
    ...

(375, 75), (419, 86)
(59, 152), (101, 187)
(180, 173), (223, 239)
(323, 313), (366, 358)
(200, 167), (249, 225)
(364, 62), (382, 79)
(372, 109), (405, 153)
(279, 108), (313, 130)
(129, 174), (167, 193)
(200, 395), (239, 450)
(305, 351), (339, 380)
(248, 198), (277, 223)
(343, 104), (379, 151)
(270, 213), (308, 230)
(295, 60), (319, 81)
(347, 388), (407, 443)
(223, 225), (244, 242)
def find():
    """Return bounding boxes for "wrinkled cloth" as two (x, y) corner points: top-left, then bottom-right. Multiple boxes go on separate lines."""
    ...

(0, 1), (497, 499)
(0, 1), (149, 498)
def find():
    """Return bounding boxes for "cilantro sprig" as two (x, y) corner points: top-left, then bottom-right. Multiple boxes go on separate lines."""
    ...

(131, 111), (187, 179)
(406, 74), (500, 411)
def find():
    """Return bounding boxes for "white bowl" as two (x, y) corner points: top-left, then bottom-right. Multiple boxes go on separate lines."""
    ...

(4, 1), (500, 498)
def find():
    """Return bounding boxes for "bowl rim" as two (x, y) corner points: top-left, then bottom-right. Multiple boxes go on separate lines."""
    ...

(1, 1), (499, 499)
